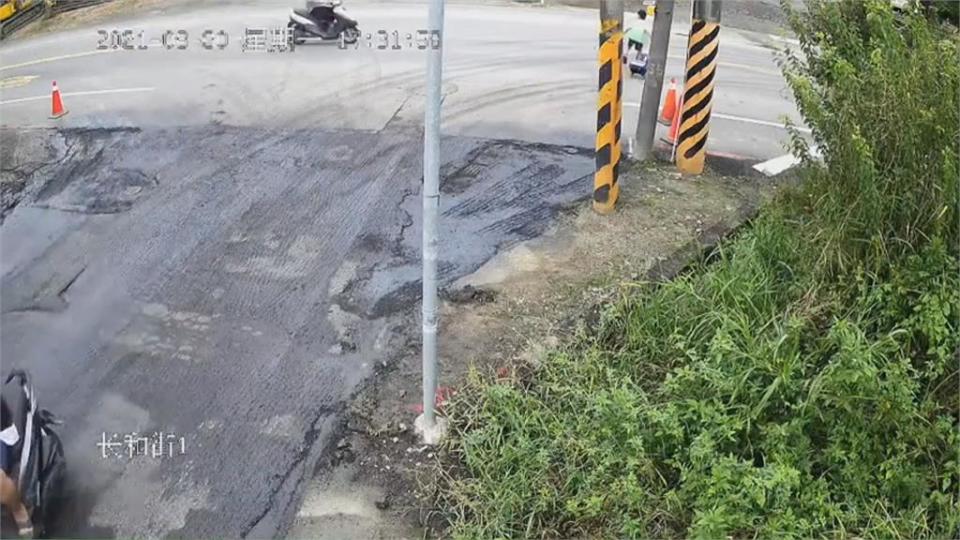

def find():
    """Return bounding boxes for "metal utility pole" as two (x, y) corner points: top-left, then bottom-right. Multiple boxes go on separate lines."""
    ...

(676, 0), (721, 175)
(592, 0), (624, 214)
(416, 0), (446, 444)
(634, 0), (675, 160)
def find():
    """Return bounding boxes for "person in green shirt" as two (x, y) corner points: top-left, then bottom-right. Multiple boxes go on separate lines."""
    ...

(625, 9), (651, 60)
(624, 9), (651, 77)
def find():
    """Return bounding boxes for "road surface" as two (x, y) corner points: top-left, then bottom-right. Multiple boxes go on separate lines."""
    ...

(0, 1), (802, 537)
(1, 0), (802, 157)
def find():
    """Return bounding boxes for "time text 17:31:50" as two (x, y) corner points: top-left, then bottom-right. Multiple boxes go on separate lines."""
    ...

(341, 29), (441, 50)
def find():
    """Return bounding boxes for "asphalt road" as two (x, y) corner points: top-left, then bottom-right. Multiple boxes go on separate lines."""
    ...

(0, 0), (802, 157)
(2, 124), (594, 537)
(0, 2), (802, 537)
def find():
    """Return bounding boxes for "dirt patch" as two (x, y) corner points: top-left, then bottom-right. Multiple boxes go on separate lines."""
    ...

(10, 0), (196, 40)
(541, 0), (795, 35)
(300, 159), (796, 537)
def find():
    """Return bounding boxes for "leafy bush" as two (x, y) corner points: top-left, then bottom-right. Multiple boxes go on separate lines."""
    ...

(437, 1), (959, 538)
(928, 0), (960, 25)
(782, 0), (958, 274)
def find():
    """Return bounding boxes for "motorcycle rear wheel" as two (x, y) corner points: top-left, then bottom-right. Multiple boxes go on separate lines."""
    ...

(341, 27), (359, 44)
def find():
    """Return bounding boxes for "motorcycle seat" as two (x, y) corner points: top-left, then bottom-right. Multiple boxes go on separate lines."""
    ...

(307, 0), (341, 8)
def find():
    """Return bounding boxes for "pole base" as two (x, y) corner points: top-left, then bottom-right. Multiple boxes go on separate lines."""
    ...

(592, 200), (617, 215)
(414, 414), (448, 445)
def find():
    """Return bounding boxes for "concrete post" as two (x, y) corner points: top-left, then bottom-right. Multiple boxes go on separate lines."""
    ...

(592, 0), (624, 214)
(634, 0), (675, 161)
(675, 0), (721, 175)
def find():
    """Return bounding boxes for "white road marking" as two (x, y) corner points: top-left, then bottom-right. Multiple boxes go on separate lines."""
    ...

(0, 49), (117, 72)
(753, 145), (820, 176)
(0, 87), (155, 106)
(622, 103), (812, 134)
(766, 34), (801, 47)
(665, 53), (781, 76)
(712, 113), (812, 133)
(715, 60), (781, 76)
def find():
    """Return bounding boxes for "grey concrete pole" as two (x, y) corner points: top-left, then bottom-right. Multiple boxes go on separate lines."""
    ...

(634, 0), (675, 161)
(599, 0), (623, 27)
(420, 0), (444, 435)
(697, 0), (723, 22)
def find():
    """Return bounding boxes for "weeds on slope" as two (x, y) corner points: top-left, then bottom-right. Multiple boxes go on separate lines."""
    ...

(435, 1), (959, 538)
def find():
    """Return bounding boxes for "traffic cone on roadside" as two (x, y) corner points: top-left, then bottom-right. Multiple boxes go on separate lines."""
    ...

(660, 99), (680, 145)
(50, 81), (68, 119)
(658, 78), (678, 126)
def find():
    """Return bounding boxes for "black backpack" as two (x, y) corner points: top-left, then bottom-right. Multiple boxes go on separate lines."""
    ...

(2, 370), (66, 532)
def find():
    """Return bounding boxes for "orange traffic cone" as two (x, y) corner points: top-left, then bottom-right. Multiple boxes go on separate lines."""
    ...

(658, 78), (678, 126)
(50, 81), (68, 119)
(660, 99), (680, 145)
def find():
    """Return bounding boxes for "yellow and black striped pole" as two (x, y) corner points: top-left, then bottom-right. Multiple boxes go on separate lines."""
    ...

(677, 0), (721, 175)
(593, 0), (623, 214)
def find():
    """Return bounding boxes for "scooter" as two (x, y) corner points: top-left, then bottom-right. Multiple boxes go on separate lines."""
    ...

(2, 370), (66, 537)
(288, 0), (360, 45)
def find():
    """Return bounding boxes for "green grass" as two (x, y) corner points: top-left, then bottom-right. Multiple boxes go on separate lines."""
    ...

(436, 1), (959, 538)
(438, 216), (959, 539)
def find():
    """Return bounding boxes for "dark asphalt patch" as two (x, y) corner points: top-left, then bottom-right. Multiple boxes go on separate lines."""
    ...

(37, 165), (158, 214)
(2, 127), (153, 220)
(0, 125), (592, 538)
(338, 136), (593, 321)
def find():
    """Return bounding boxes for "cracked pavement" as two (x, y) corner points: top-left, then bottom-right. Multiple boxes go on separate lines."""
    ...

(0, 125), (592, 537)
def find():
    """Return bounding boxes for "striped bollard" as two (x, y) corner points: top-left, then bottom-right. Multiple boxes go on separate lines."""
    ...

(677, 0), (721, 175)
(593, 1), (623, 215)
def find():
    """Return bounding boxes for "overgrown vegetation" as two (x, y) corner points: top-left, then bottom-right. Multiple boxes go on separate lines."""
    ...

(436, 1), (959, 537)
